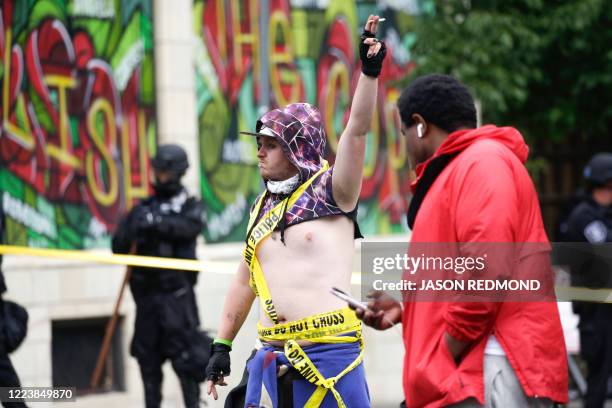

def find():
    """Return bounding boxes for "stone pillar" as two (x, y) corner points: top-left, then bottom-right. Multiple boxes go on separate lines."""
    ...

(153, 0), (199, 195)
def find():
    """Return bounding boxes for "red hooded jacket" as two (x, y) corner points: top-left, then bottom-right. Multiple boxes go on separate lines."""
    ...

(402, 125), (568, 406)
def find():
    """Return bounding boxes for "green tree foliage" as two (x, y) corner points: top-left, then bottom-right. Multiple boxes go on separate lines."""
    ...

(410, 0), (612, 143)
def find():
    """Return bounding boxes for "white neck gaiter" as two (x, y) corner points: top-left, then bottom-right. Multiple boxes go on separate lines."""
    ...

(266, 174), (300, 195)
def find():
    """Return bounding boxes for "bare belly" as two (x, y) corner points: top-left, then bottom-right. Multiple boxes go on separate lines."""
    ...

(255, 216), (356, 344)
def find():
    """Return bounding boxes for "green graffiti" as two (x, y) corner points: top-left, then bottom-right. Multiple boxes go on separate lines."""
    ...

(1, 0), (156, 248)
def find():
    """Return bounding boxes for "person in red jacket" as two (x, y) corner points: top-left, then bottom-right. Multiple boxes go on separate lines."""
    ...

(356, 74), (568, 407)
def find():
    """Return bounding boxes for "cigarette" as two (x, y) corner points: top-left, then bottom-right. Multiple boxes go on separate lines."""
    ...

(378, 18), (386, 22)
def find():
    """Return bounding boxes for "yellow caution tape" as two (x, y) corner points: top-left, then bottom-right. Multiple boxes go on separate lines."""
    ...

(257, 307), (362, 343)
(258, 307), (364, 408)
(2, 245), (612, 303)
(0, 244), (230, 273)
(555, 286), (612, 303)
(0, 244), (364, 281)
(244, 163), (328, 323)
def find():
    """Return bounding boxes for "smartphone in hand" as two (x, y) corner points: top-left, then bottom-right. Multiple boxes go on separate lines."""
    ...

(330, 287), (372, 312)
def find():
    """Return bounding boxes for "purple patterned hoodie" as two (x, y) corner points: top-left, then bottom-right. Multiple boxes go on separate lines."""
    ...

(241, 103), (362, 241)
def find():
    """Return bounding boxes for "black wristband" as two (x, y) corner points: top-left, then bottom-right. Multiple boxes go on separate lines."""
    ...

(359, 30), (386, 78)
(211, 342), (232, 353)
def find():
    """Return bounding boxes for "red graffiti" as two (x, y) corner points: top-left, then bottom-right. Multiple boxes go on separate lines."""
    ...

(0, 1), (152, 231)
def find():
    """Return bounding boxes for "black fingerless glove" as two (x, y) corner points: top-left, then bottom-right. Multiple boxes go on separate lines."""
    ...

(205, 342), (231, 382)
(359, 30), (387, 78)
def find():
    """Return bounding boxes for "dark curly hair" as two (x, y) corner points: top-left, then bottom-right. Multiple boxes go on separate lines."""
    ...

(397, 74), (477, 133)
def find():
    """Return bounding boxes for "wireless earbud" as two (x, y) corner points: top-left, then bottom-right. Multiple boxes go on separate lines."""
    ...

(417, 123), (424, 138)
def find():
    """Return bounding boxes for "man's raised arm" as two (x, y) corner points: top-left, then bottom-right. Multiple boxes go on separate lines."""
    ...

(332, 15), (386, 211)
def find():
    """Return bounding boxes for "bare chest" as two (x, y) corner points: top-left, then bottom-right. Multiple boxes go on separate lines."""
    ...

(256, 216), (354, 264)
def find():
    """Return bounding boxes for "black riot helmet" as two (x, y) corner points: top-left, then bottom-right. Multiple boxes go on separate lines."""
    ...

(584, 152), (612, 188)
(151, 144), (189, 175)
(151, 144), (189, 197)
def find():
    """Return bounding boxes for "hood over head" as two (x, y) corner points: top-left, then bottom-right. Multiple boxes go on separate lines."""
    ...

(241, 103), (326, 183)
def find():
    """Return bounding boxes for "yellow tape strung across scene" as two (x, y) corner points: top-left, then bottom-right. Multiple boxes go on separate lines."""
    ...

(2, 245), (612, 303)
(556, 286), (612, 303)
(0, 244), (364, 282)
(0, 244), (229, 273)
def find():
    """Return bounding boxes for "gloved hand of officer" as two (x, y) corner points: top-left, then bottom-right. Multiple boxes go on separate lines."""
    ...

(205, 342), (231, 400)
(130, 205), (162, 235)
(359, 15), (387, 78)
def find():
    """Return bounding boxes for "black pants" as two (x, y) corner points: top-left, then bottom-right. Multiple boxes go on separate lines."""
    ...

(139, 358), (200, 408)
(0, 352), (26, 408)
(580, 304), (612, 408)
(132, 288), (201, 408)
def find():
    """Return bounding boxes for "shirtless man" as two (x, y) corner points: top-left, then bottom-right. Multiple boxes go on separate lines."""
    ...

(205, 15), (386, 408)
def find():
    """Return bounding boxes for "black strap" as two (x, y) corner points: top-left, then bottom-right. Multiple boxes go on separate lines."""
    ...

(407, 154), (456, 229)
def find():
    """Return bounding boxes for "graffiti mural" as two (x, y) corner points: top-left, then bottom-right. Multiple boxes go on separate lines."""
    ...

(0, 0), (156, 248)
(195, 0), (418, 242)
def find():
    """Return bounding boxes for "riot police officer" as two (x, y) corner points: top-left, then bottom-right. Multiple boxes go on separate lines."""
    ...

(562, 153), (612, 408)
(112, 144), (204, 408)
